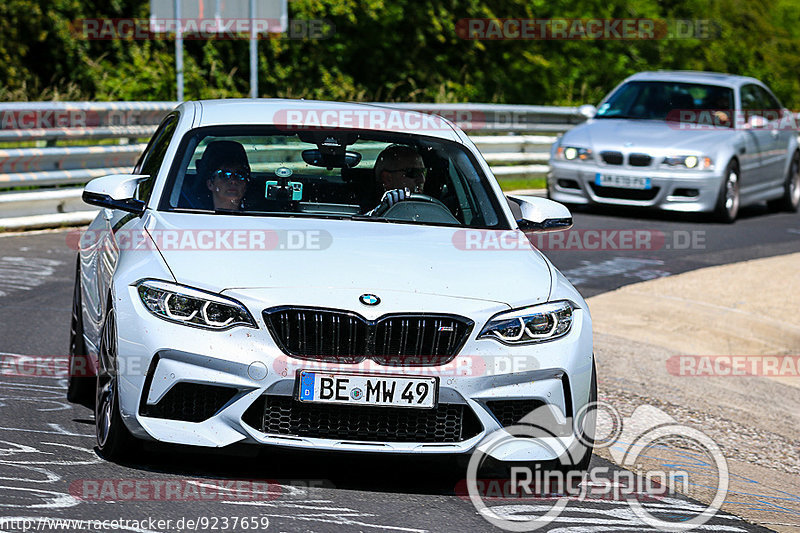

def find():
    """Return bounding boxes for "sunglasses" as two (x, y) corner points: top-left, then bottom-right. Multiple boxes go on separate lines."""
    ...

(386, 167), (427, 180)
(213, 169), (249, 182)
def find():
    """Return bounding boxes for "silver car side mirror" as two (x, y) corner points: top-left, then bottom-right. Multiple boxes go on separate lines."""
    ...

(578, 104), (597, 119)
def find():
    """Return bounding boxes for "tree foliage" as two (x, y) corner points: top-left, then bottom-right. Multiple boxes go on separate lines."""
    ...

(2, 0), (799, 107)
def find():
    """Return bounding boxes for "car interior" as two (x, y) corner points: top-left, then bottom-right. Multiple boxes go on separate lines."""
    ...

(167, 131), (499, 228)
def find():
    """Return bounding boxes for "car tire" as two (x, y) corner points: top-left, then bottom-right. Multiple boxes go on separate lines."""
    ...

(95, 304), (139, 462)
(767, 150), (800, 212)
(67, 256), (94, 405)
(713, 160), (740, 223)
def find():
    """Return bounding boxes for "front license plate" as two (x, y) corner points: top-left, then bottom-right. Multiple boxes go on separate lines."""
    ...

(595, 173), (651, 190)
(296, 371), (438, 409)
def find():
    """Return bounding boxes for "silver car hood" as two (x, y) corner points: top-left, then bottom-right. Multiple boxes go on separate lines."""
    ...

(145, 211), (552, 307)
(564, 118), (735, 153)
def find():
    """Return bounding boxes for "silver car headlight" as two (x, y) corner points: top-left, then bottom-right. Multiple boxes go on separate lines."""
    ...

(136, 279), (257, 330)
(556, 146), (593, 162)
(662, 155), (713, 169)
(479, 300), (574, 344)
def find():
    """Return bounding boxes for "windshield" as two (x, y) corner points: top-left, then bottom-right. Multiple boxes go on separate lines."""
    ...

(596, 81), (735, 127)
(159, 127), (505, 229)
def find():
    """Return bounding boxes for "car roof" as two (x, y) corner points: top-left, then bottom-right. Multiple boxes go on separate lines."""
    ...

(176, 99), (462, 141)
(623, 70), (763, 89)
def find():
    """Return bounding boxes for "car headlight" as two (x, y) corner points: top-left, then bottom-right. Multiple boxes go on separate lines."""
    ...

(556, 146), (593, 161)
(479, 301), (574, 344)
(136, 279), (257, 330)
(662, 155), (713, 169)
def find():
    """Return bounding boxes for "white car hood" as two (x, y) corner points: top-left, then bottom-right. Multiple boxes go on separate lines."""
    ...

(145, 211), (552, 307)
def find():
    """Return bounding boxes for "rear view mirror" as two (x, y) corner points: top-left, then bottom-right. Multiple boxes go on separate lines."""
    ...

(507, 195), (573, 232)
(302, 149), (362, 169)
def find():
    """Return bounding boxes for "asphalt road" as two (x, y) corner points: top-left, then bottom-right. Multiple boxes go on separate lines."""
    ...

(0, 204), (797, 532)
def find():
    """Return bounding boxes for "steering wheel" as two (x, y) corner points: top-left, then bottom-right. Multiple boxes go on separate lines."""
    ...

(370, 192), (459, 224)
(370, 192), (448, 217)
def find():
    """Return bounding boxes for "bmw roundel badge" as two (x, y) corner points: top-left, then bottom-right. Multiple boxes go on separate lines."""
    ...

(359, 294), (380, 306)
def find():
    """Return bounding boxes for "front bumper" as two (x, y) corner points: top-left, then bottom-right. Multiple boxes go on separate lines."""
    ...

(114, 286), (594, 463)
(548, 161), (723, 212)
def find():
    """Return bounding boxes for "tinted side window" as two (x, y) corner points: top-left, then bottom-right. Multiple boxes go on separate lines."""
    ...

(134, 114), (179, 202)
(740, 85), (766, 112)
(755, 86), (781, 110)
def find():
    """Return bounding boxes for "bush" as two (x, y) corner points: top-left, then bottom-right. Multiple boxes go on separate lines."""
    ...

(2, 0), (799, 108)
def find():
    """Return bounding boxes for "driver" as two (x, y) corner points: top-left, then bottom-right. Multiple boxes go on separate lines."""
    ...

(371, 144), (427, 213)
(199, 140), (251, 211)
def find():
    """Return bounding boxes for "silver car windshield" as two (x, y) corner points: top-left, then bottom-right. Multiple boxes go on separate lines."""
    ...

(162, 128), (504, 229)
(596, 81), (734, 126)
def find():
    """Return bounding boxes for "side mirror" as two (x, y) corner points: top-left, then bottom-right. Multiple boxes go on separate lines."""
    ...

(577, 104), (597, 119)
(82, 174), (149, 215)
(744, 114), (767, 129)
(507, 195), (573, 232)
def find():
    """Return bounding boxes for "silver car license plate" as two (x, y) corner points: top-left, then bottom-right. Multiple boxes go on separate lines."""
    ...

(297, 370), (438, 409)
(595, 173), (651, 190)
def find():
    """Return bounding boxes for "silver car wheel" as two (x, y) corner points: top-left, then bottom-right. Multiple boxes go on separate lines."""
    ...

(724, 168), (740, 218)
(95, 375), (114, 448)
(790, 155), (800, 207)
(95, 308), (117, 449)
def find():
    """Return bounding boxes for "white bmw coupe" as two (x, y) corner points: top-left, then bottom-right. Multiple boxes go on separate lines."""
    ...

(68, 99), (595, 473)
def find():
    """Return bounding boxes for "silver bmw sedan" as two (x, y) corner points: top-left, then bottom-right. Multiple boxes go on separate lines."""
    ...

(548, 71), (800, 222)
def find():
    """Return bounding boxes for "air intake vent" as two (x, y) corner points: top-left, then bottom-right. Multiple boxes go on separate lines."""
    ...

(628, 153), (653, 166)
(600, 151), (624, 165)
(242, 395), (483, 443)
(140, 383), (238, 423)
(485, 399), (572, 436)
(589, 183), (660, 201)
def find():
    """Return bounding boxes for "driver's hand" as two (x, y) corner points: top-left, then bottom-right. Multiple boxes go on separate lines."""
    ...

(367, 188), (410, 216)
(381, 188), (409, 207)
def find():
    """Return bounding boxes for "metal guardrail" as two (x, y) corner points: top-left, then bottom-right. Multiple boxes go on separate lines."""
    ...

(0, 102), (578, 230)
